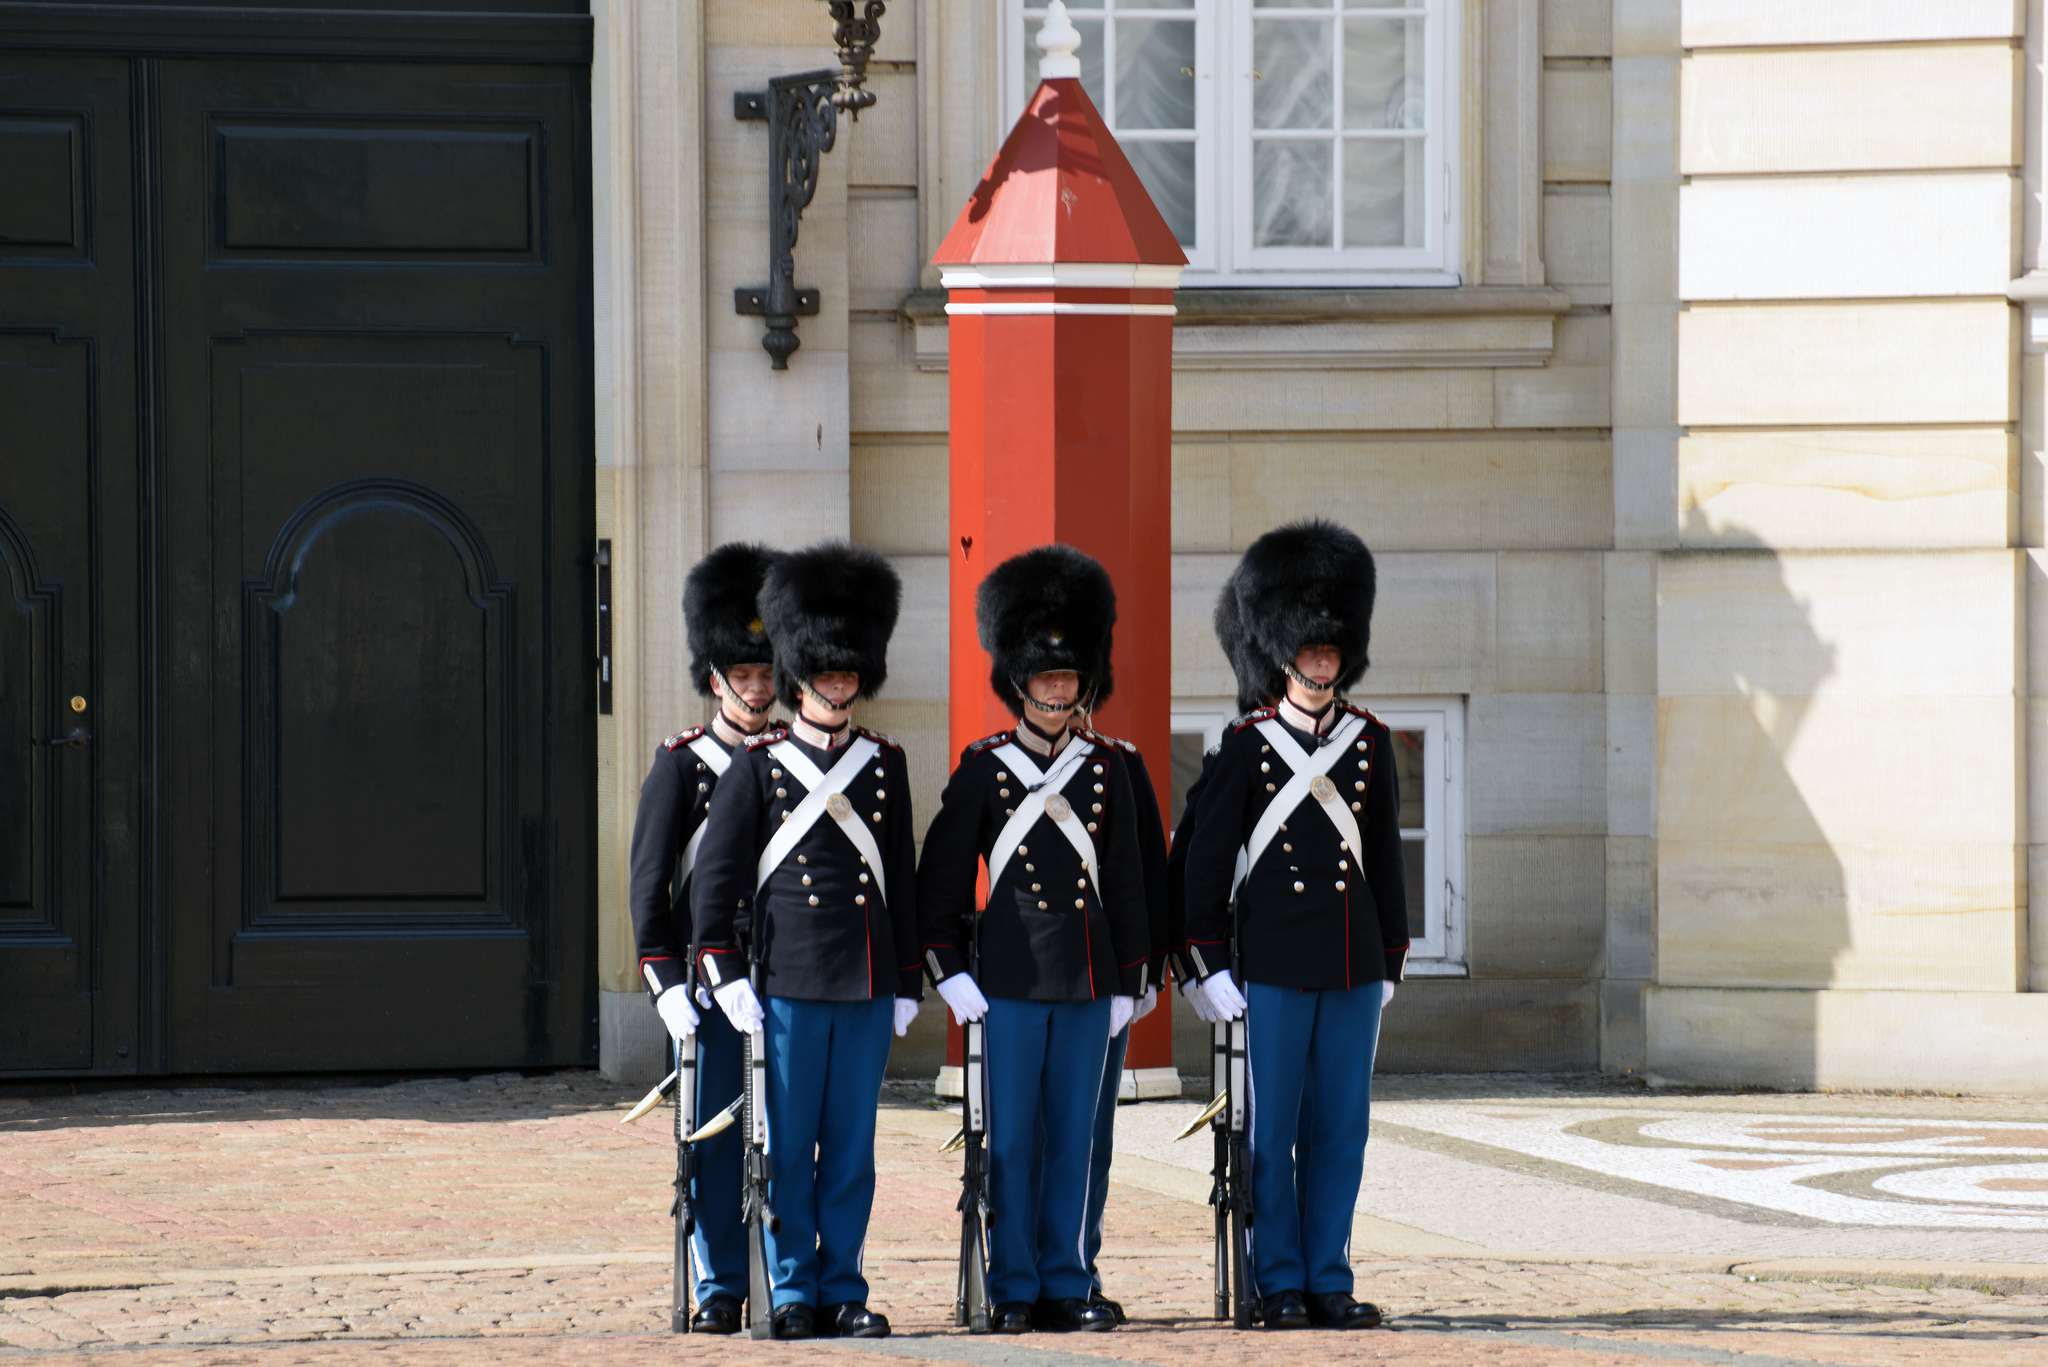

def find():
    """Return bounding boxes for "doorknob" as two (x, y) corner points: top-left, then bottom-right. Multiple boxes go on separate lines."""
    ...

(36, 727), (92, 748)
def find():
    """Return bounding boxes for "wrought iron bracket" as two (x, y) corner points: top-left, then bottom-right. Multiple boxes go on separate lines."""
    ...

(734, 72), (839, 369)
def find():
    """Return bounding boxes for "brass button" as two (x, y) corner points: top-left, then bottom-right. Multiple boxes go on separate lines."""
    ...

(1031, 884), (1041, 892)
(1093, 764), (1104, 774)
(772, 769), (783, 778)
(1338, 859), (1349, 870)
(1077, 879), (1087, 889)
(1093, 783), (1104, 793)
(874, 767), (884, 777)
(859, 873), (869, 884)
(698, 782), (709, 792)
(855, 894), (867, 905)
(1074, 898), (1085, 908)
(1005, 808), (1014, 816)
(1024, 863), (1034, 873)
(1351, 802), (1362, 811)
(801, 874), (812, 886)
(996, 772), (1008, 781)
(1086, 822), (1097, 832)
(1356, 740), (1368, 750)
(1265, 783), (1276, 792)
(1335, 881), (1347, 891)
(776, 788), (787, 798)
(808, 894), (820, 905)
(876, 788), (885, 799)
(1000, 789), (1011, 798)
(1283, 843), (1293, 853)
(1354, 780), (1365, 792)
(1260, 762), (1270, 773)
(1091, 803), (1102, 814)
(1017, 845), (1028, 856)
(1038, 901), (1048, 910)
(1293, 881), (1305, 893)
(871, 812), (882, 823)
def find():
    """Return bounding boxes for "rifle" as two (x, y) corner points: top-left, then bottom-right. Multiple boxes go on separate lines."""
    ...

(947, 911), (992, 1333)
(670, 1003), (698, 1334)
(741, 950), (778, 1339)
(1174, 927), (1252, 1328)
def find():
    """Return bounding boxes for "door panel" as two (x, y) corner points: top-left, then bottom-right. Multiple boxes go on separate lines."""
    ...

(156, 58), (593, 1072)
(0, 56), (139, 1074)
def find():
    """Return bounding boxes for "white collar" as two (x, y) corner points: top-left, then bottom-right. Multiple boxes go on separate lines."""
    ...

(790, 714), (851, 749)
(711, 711), (771, 748)
(1012, 720), (1070, 759)
(1277, 696), (1336, 736)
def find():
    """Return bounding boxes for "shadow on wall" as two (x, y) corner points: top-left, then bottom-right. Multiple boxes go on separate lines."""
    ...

(1653, 516), (1848, 1087)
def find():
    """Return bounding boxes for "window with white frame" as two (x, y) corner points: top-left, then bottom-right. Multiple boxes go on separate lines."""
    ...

(1169, 698), (1464, 973)
(1010, 1), (1456, 284)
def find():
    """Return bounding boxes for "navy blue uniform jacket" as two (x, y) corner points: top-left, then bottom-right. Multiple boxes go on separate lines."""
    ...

(1182, 704), (1409, 989)
(627, 725), (736, 998)
(916, 730), (1151, 1001)
(689, 725), (922, 1002)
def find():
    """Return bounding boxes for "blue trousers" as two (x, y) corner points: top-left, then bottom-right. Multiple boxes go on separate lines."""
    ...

(985, 996), (1112, 1305)
(677, 1008), (746, 1305)
(1083, 1023), (1128, 1291)
(1244, 981), (1383, 1298)
(762, 995), (893, 1308)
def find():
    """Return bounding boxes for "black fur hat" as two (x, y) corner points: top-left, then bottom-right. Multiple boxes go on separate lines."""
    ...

(759, 541), (901, 709)
(976, 544), (1117, 716)
(1227, 519), (1376, 695)
(683, 542), (780, 698)
(1213, 579), (1281, 714)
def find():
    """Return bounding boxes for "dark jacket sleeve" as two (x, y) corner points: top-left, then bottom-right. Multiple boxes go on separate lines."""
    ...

(689, 744), (764, 992)
(1097, 753), (1149, 997)
(627, 744), (691, 996)
(1119, 749), (1171, 993)
(914, 747), (984, 985)
(1164, 753), (1214, 986)
(1181, 729), (1253, 980)
(882, 744), (923, 999)
(1364, 723), (1411, 982)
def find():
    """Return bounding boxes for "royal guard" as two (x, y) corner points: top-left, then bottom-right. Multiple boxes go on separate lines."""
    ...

(628, 541), (781, 1334)
(1180, 520), (1407, 1331)
(917, 544), (1151, 1335)
(689, 542), (922, 1341)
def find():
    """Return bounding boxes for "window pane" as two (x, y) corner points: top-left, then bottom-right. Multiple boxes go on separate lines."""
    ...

(1344, 138), (1423, 248)
(1392, 729), (1424, 829)
(1253, 19), (1333, 130)
(1115, 19), (1196, 130)
(1125, 139), (1198, 247)
(1346, 0), (1411, 8)
(1344, 18), (1424, 130)
(1401, 832), (1425, 917)
(1169, 732), (1208, 828)
(1254, 0), (1324, 9)
(1253, 140), (1332, 246)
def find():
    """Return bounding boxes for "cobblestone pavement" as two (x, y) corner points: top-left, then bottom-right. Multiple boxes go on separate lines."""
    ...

(2, 1071), (2045, 1366)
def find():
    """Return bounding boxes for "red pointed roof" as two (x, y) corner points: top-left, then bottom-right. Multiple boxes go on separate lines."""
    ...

(934, 79), (1186, 267)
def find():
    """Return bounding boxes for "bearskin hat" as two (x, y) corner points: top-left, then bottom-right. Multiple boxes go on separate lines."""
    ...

(1212, 579), (1281, 714)
(976, 544), (1117, 716)
(759, 540), (901, 709)
(1227, 519), (1376, 695)
(683, 542), (780, 698)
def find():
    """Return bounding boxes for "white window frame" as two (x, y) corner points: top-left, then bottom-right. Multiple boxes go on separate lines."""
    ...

(1005, 1), (1460, 286)
(1169, 697), (1466, 976)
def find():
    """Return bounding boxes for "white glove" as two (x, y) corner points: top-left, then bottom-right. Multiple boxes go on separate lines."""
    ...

(937, 973), (989, 1025)
(1108, 995), (1136, 1037)
(1203, 969), (1247, 1022)
(893, 997), (921, 1037)
(1133, 985), (1158, 1021)
(713, 978), (765, 1034)
(1381, 980), (1397, 1009)
(655, 986), (700, 1041)
(1180, 975), (1219, 1024)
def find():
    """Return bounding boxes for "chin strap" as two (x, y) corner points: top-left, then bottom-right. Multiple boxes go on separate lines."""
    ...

(717, 668), (776, 715)
(1015, 675), (1083, 716)
(796, 682), (859, 718)
(1281, 659), (1340, 697)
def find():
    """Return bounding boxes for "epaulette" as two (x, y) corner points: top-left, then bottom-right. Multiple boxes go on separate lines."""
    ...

(855, 726), (901, 751)
(1339, 700), (1384, 727)
(1075, 726), (1139, 755)
(744, 724), (788, 750)
(965, 730), (1013, 756)
(662, 725), (707, 750)
(1228, 707), (1276, 731)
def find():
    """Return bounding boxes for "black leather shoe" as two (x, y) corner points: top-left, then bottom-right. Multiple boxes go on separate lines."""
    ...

(1033, 1298), (1116, 1332)
(1260, 1289), (1310, 1330)
(689, 1294), (741, 1334)
(991, 1302), (1034, 1334)
(816, 1302), (890, 1338)
(1088, 1290), (1127, 1326)
(1306, 1291), (1382, 1329)
(770, 1303), (814, 1340)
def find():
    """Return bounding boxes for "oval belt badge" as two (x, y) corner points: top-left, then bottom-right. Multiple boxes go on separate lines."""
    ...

(1309, 776), (1337, 803)
(1044, 794), (1072, 822)
(826, 793), (853, 821)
